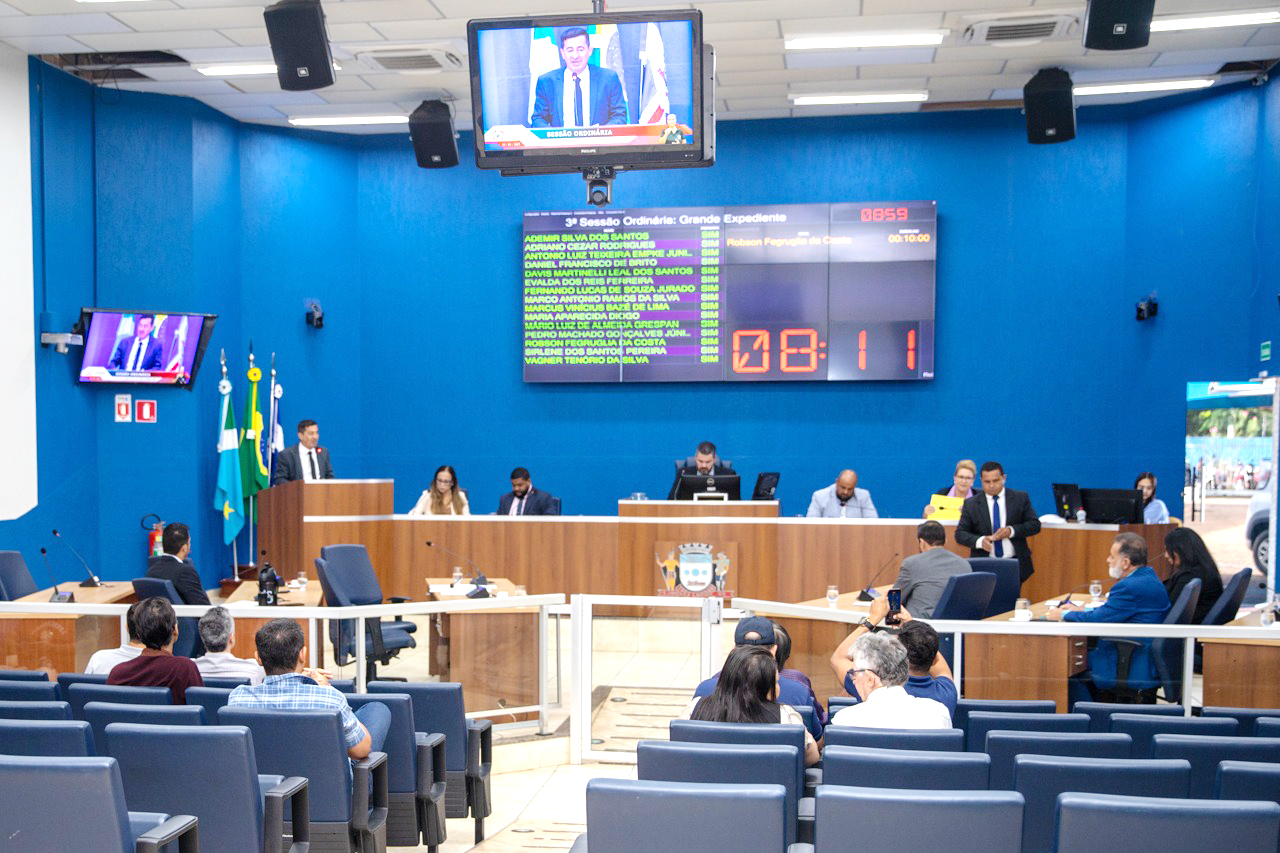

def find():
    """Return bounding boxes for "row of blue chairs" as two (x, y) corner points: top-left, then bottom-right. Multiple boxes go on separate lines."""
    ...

(574, 778), (1280, 853)
(0, 670), (250, 700)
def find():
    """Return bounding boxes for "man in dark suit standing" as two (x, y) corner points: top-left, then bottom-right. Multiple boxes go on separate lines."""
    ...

(498, 467), (558, 515)
(529, 27), (628, 128)
(145, 522), (210, 606)
(668, 440), (736, 499)
(107, 314), (163, 371)
(272, 419), (335, 485)
(955, 460), (1042, 582)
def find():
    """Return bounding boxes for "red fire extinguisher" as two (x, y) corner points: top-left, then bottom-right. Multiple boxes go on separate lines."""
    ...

(142, 513), (165, 557)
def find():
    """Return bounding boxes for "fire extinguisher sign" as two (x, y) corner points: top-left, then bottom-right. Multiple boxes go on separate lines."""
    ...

(135, 400), (157, 424)
(114, 394), (132, 423)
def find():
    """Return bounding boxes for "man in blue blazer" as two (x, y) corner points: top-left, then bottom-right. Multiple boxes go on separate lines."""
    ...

(1047, 531), (1171, 697)
(107, 314), (163, 371)
(529, 27), (628, 128)
(497, 467), (558, 515)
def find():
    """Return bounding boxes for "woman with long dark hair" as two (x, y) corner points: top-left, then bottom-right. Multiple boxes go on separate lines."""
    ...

(1164, 526), (1224, 622)
(408, 464), (470, 516)
(1135, 472), (1170, 524)
(684, 645), (820, 765)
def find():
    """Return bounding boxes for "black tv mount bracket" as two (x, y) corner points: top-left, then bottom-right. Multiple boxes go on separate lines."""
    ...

(583, 166), (615, 207)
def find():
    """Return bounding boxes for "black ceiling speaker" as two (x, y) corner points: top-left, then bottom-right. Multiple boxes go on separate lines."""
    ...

(263, 0), (335, 91)
(1023, 68), (1076, 144)
(408, 101), (459, 169)
(1084, 0), (1156, 50)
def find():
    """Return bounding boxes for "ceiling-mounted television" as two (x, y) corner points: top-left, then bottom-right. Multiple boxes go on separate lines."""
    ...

(77, 308), (217, 390)
(467, 9), (713, 174)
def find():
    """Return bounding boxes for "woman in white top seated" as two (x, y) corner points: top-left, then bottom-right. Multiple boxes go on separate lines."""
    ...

(1135, 471), (1169, 524)
(682, 645), (821, 766)
(409, 464), (470, 516)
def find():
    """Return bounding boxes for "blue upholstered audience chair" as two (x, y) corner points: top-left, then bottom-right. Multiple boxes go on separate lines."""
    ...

(985, 731), (1132, 790)
(668, 718), (807, 800)
(570, 777), (784, 853)
(0, 754), (199, 852)
(67, 683), (170, 720)
(0, 699), (72, 720)
(1105, 578), (1200, 702)
(968, 557), (1021, 617)
(368, 680), (490, 843)
(931, 571), (997, 665)
(0, 718), (94, 756)
(826, 696), (857, 714)
(964, 710), (1089, 752)
(1014, 755), (1190, 853)
(347, 692), (447, 851)
(0, 679), (59, 702)
(0, 669), (50, 681)
(1054, 791), (1280, 853)
(1151, 734), (1280, 798)
(822, 725), (965, 752)
(1110, 713), (1239, 759)
(638, 740), (809, 845)
(953, 698), (1054, 737)
(1257, 717), (1280, 738)
(201, 676), (251, 689)
(184, 685), (232, 726)
(131, 576), (202, 658)
(83, 701), (204, 754)
(1203, 706), (1280, 737)
(57, 671), (108, 699)
(823, 745), (990, 790)
(220, 706), (389, 853)
(1201, 568), (1253, 625)
(0, 550), (38, 600)
(107, 722), (310, 853)
(1217, 760), (1280, 803)
(330, 679), (356, 694)
(816, 785), (1024, 853)
(1074, 700), (1185, 733)
(314, 545), (416, 682)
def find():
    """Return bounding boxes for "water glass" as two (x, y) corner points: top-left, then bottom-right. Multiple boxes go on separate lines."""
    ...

(826, 585), (839, 607)
(1089, 580), (1103, 601)
(296, 571), (308, 591)
(451, 566), (464, 585)
(1015, 597), (1031, 613)
(514, 585), (527, 597)
(1262, 607), (1276, 628)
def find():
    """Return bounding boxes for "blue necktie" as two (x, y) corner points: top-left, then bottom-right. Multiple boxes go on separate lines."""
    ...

(991, 496), (1004, 558)
(131, 338), (144, 370)
(573, 74), (583, 126)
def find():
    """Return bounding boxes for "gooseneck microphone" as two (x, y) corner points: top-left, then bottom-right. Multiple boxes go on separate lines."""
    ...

(424, 540), (490, 598)
(857, 552), (901, 602)
(1056, 582), (1097, 607)
(41, 547), (75, 603)
(52, 529), (100, 587)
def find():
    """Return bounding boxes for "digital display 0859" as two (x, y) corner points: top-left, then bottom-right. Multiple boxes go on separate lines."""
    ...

(523, 201), (936, 382)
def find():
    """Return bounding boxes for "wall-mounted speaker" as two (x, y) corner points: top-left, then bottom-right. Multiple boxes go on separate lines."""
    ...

(263, 0), (335, 92)
(1023, 68), (1076, 145)
(408, 101), (459, 169)
(1083, 0), (1156, 50)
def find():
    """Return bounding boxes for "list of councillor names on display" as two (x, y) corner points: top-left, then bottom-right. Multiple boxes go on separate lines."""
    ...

(523, 212), (723, 380)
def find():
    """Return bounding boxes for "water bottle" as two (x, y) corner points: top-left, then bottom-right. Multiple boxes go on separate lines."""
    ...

(1076, 507), (1087, 524)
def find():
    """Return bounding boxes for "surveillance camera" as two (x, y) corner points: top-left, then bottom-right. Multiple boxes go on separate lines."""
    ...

(304, 299), (324, 329)
(587, 178), (611, 207)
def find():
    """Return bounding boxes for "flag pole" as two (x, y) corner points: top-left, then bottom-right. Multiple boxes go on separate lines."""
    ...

(246, 347), (257, 566)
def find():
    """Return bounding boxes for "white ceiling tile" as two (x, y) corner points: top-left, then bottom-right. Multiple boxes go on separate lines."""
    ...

(282, 102), (411, 117)
(704, 20), (780, 40)
(711, 38), (785, 56)
(174, 45), (273, 63)
(1144, 29), (1261, 51)
(320, 86), (454, 103)
(781, 13), (948, 37)
(1248, 26), (1280, 46)
(861, 58), (1004, 77)
(934, 41), (1087, 62)
(1070, 63), (1222, 82)
(0, 2), (23, 16)
(716, 82), (789, 98)
(75, 29), (238, 51)
(3, 0), (175, 11)
(865, 0), (1032, 11)
(368, 17), (467, 41)
(726, 96), (792, 110)
(702, 1), (862, 22)
(1002, 53), (1153, 73)
(199, 90), (329, 107)
(717, 107), (794, 119)
(714, 53), (784, 72)
(789, 78), (928, 94)
(328, 22), (387, 42)
(218, 26), (270, 47)
(218, 105), (287, 121)
(3, 35), (93, 53)
(126, 63), (206, 81)
(110, 7), (265, 32)
(113, 78), (238, 95)
(786, 47), (938, 69)
(225, 74), (375, 94)
(1151, 45), (1280, 66)
(0, 13), (129, 37)
(719, 66), (884, 86)
(400, 0), (503, 19)
(321, 0), (444, 25)
(358, 69), (468, 89)
(1149, 0), (1269, 13)
(792, 101), (924, 115)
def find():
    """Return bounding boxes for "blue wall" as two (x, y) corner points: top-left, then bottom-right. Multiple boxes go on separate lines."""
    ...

(6, 59), (1274, 588)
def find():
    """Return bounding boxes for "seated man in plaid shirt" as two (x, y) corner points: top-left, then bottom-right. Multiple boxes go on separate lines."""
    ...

(228, 617), (390, 758)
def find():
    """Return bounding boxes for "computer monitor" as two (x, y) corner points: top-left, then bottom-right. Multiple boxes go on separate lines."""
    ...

(1052, 483), (1083, 519)
(1079, 488), (1144, 524)
(677, 472), (740, 501)
(752, 472), (780, 501)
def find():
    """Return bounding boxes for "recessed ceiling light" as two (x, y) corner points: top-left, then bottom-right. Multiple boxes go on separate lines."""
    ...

(785, 33), (946, 50)
(1073, 79), (1215, 96)
(288, 115), (409, 127)
(1151, 10), (1280, 32)
(196, 64), (279, 77)
(790, 92), (929, 106)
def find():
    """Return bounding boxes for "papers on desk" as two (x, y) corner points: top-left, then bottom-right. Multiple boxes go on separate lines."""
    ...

(928, 494), (963, 520)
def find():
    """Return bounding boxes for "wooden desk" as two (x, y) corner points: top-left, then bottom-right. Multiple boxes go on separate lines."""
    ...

(223, 580), (324, 662)
(0, 582), (135, 676)
(425, 578), (539, 717)
(618, 500), (780, 518)
(1201, 608), (1280, 708)
(963, 597), (1090, 713)
(258, 479), (395, 581)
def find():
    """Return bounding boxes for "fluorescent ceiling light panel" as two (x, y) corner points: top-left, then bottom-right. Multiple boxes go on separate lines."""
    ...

(197, 64), (279, 77)
(1150, 10), (1280, 31)
(1073, 78), (1215, 96)
(790, 92), (929, 105)
(288, 115), (409, 127)
(785, 33), (946, 49)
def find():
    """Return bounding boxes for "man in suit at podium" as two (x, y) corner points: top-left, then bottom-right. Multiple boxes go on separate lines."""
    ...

(955, 460), (1041, 582)
(107, 314), (163, 371)
(145, 522), (210, 606)
(272, 419), (334, 485)
(529, 27), (628, 128)
(668, 441), (736, 499)
(498, 467), (557, 515)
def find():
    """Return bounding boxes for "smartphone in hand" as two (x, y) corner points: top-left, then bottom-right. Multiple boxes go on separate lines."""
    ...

(885, 588), (902, 626)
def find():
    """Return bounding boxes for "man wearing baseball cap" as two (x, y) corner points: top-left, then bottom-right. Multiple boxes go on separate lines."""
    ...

(688, 616), (824, 740)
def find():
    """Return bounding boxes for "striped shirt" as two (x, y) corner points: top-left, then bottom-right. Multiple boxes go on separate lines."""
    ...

(227, 673), (363, 748)
(194, 652), (265, 685)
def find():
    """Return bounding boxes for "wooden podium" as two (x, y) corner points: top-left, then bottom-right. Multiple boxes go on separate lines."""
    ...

(258, 479), (394, 581)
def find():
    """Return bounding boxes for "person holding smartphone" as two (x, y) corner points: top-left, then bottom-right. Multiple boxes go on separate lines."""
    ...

(827, 630), (951, 729)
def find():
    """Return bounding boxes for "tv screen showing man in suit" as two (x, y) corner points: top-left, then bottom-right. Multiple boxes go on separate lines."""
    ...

(78, 310), (215, 386)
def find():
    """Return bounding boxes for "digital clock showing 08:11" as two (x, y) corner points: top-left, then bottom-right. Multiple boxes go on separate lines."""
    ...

(731, 327), (919, 375)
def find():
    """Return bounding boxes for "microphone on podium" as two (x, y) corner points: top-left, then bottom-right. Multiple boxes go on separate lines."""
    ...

(425, 540), (490, 598)
(52, 529), (100, 587)
(857, 552), (901, 602)
(41, 547), (75, 603)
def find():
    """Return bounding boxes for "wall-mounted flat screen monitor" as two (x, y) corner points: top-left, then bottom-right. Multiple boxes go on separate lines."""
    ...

(468, 10), (711, 172)
(78, 308), (216, 389)
(1080, 488), (1144, 524)
(523, 201), (937, 382)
